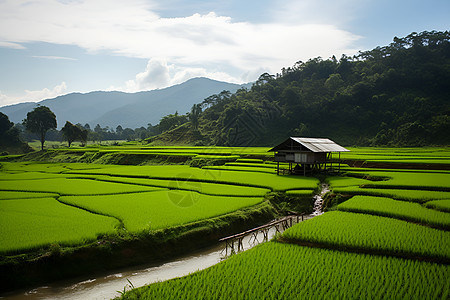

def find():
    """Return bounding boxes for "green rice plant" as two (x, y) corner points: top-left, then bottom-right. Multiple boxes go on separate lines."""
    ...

(60, 192), (263, 232)
(282, 211), (450, 261)
(0, 162), (70, 174)
(0, 171), (64, 181)
(326, 176), (373, 187)
(193, 155), (240, 160)
(424, 199), (450, 213)
(203, 165), (276, 174)
(0, 191), (59, 200)
(285, 189), (315, 196)
(0, 178), (165, 195)
(235, 158), (264, 163)
(224, 162), (276, 169)
(122, 242), (450, 300)
(0, 161), (111, 174)
(94, 176), (270, 197)
(67, 165), (319, 191)
(341, 147), (450, 160)
(0, 197), (119, 253)
(337, 195), (450, 229)
(347, 170), (450, 191)
(332, 186), (450, 202)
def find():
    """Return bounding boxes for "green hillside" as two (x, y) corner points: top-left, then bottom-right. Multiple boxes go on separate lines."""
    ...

(158, 31), (449, 147)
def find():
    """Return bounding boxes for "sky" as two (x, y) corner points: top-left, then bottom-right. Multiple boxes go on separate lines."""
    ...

(0, 0), (449, 106)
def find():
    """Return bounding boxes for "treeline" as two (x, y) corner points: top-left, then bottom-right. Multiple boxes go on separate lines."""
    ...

(175, 30), (449, 147)
(0, 109), (163, 152)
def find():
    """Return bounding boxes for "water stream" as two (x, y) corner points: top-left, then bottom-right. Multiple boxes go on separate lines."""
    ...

(3, 184), (327, 300)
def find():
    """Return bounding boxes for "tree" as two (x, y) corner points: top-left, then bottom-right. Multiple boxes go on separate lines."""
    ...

(61, 121), (85, 147)
(78, 126), (88, 146)
(159, 112), (188, 132)
(0, 112), (13, 135)
(23, 106), (57, 151)
(189, 104), (202, 130)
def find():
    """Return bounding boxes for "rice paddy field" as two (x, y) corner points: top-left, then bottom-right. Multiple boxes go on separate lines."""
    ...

(0, 156), (318, 254)
(1, 146), (449, 298)
(115, 146), (450, 299)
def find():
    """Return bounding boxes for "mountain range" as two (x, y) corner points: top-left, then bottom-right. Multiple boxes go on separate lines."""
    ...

(0, 78), (249, 129)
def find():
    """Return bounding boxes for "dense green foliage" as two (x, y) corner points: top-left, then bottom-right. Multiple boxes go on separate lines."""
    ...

(123, 243), (450, 300)
(61, 121), (88, 147)
(159, 31), (450, 146)
(0, 112), (31, 154)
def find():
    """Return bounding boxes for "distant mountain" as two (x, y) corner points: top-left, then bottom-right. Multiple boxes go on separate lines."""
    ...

(0, 78), (249, 129)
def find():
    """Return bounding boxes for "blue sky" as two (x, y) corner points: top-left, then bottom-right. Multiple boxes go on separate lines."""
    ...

(0, 0), (448, 106)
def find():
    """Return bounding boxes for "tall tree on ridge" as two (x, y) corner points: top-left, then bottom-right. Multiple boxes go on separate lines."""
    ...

(23, 106), (57, 151)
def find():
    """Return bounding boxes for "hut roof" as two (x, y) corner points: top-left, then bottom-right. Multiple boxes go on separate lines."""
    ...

(269, 137), (349, 153)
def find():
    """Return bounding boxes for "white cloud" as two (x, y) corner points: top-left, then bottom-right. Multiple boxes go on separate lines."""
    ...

(125, 58), (171, 91)
(121, 58), (242, 92)
(32, 55), (77, 60)
(0, 82), (67, 106)
(0, 0), (361, 92)
(0, 41), (25, 49)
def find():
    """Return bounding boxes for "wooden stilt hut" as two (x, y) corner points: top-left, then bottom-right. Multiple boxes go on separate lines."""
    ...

(269, 137), (349, 175)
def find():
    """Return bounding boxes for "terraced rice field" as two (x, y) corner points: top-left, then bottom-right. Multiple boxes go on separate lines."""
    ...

(0, 159), (317, 254)
(123, 243), (449, 300)
(120, 147), (450, 299)
(337, 195), (450, 229)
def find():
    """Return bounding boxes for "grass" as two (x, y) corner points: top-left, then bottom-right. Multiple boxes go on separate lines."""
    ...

(121, 242), (450, 300)
(60, 192), (264, 232)
(0, 197), (119, 254)
(337, 195), (450, 229)
(281, 211), (450, 261)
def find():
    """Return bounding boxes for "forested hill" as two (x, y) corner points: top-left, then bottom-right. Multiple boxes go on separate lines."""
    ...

(182, 31), (449, 147)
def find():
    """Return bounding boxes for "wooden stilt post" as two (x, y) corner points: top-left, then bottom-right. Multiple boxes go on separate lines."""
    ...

(338, 152), (341, 172)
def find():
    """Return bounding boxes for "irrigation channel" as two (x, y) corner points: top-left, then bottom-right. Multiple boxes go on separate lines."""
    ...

(4, 185), (328, 300)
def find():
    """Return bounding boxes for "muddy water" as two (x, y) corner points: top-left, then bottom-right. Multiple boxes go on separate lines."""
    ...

(3, 187), (326, 300)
